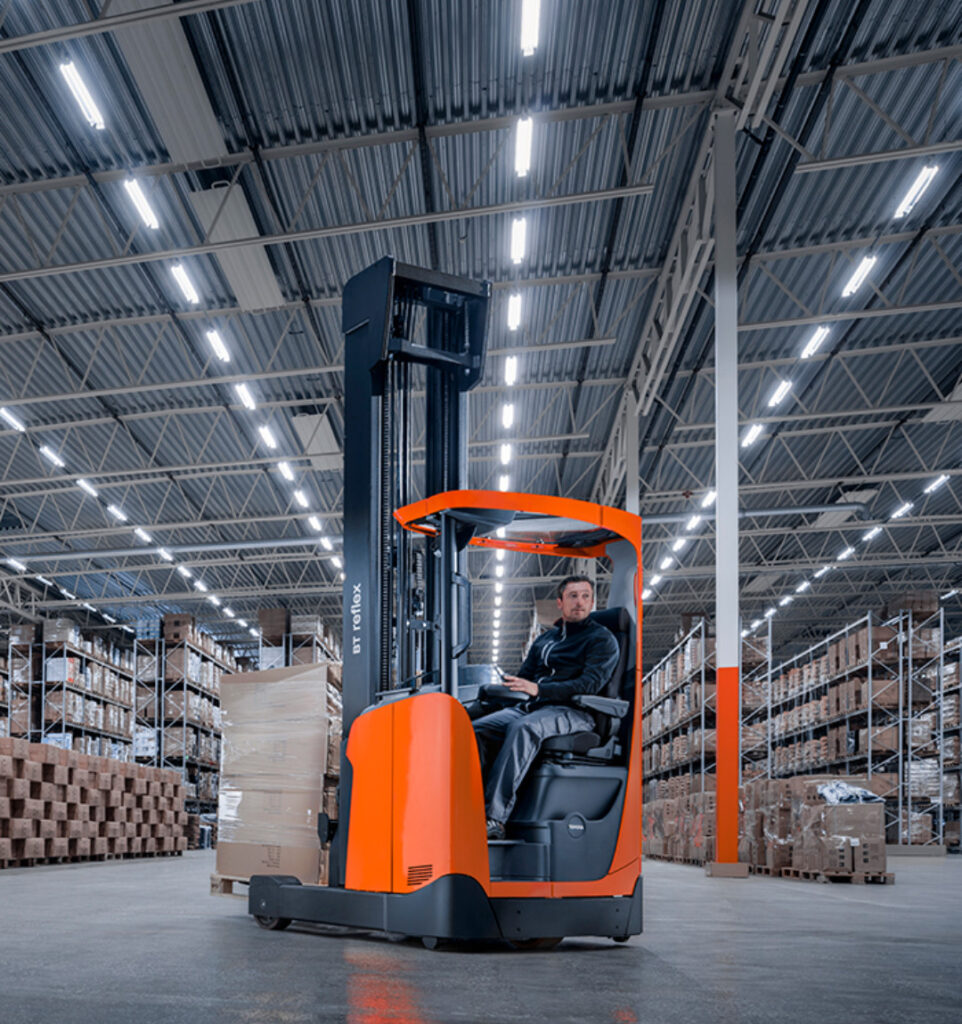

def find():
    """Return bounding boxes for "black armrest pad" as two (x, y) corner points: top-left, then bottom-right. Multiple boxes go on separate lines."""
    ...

(478, 683), (529, 705)
(572, 694), (629, 717)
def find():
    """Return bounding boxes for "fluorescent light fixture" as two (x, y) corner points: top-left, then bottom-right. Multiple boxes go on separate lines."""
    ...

(795, 580), (811, 593)
(768, 380), (792, 407)
(6, 558), (27, 572)
(924, 474), (949, 494)
(750, 618), (762, 629)
(838, 546), (855, 561)
(339, 572), (346, 582)
(862, 526), (881, 542)
(659, 556), (673, 570)
(671, 538), (688, 553)
(779, 595), (793, 607)
(764, 607), (776, 619)
(894, 165), (938, 218)
(507, 293), (522, 330)
(278, 461), (294, 481)
(510, 217), (527, 263)
(0, 407), (25, 432)
(82, 602), (97, 613)
(177, 566), (192, 579)
(493, 630), (500, 639)
(650, 574), (663, 586)
(498, 474), (510, 492)
(121, 625), (135, 634)
(59, 62), (104, 130)
(234, 383), (256, 410)
(158, 547), (173, 561)
(685, 515), (702, 531)
(249, 628), (259, 638)
(332, 556), (343, 569)
(320, 537), (333, 551)
(40, 445), (65, 467)
(171, 263), (200, 304)
(107, 504), (127, 521)
(501, 403), (515, 429)
(741, 628), (749, 638)
(496, 549), (505, 562)
(194, 580), (208, 592)
(61, 587), (76, 599)
(520, 0), (540, 55)
(134, 528), (152, 543)
(701, 490), (716, 508)
(237, 619), (248, 627)
(293, 490), (309, 508)
(500, 443), (513, 466)
(890, 501), (914, 520)
(496, 527), (506, 539)
(495, 582), (503, 593)
(224, 608), (234, 618)
(77, 478), (98, 497)
(841, 256), (876, 297)
(642, 588), (652, 600)
(801, 325), (830, 359)
(515, 117), (533, 175)
(35, 575), (53, 586)
(496, 565), (505, 578)
(207, 595), (221, 606)
(206, 329), (230, 362)
(504, 356), (518, 386)
(741, 423), (763, 448)
(308, 515), (322, 531)
(941, 589), (958, 601)
(124, 179), (159, 229)
(495, 595), (502, 606)
(813, 565), (833, 578)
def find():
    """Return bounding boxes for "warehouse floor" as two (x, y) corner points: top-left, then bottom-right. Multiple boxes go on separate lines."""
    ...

(0, 852), (959, 1023)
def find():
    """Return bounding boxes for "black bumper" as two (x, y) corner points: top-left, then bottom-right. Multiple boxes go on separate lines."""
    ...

(248, 873), (643, 942)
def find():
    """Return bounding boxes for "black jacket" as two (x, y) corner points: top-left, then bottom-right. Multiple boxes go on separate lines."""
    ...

(517, 616), (619, 709)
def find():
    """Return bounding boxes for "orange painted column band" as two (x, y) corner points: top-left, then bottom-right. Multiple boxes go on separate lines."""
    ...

(715, 665), (740, 863)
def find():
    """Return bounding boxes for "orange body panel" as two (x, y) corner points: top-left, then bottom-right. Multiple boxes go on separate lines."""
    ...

(715, 665), (740, 863)
(345, 692), (489, 893)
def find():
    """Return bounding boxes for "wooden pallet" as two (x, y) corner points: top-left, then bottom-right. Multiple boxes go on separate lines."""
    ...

(748, 864), (780, 876)
(210, 872), (248, 896)
(780, 867), (895, 885)
(0, 849), (184, 870)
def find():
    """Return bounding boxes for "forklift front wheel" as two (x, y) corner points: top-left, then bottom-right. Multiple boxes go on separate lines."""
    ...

(507, 937), (563, 951)
(254, 915), (292, 931)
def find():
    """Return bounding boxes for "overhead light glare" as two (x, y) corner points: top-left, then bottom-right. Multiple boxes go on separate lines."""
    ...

(234, 383), (256, 410)
(59, 62), (104, 130)
(801, 325), (830, 359)
(671, 538), (688, 553)
(177, 566), (192, 579)
(207, 595), (221, 606)
(501, 403), (515, 429)
(308, 515), (322, 531)
(495, 527), (506, 539)
(701, 490), (717, 508)
(35, 575), (54, 587)
(515, 117), (533, 175)
(862, 526), (881, 542)
(496, 564), (505, 578)
(838, 546), (855, 561)
(101, 613), (115, 623)
(224, 608), (235, 618)
(82, 602), (97, 613)
(249, 627), (259, 638)
(194, 580), (208, 592)
(510, 217), (527, 263)
(813, 565), (833, 578)
(0, 407), (26, 432)
(841, 256), (876, 297)
(764, 607), (776, 619)
(40, 445), (65, 467)
(507, 293), (522, 331)
(504, 356), (518, 386)
(206, 329), (230, 362)
(500, 443), (513, 466)
(498, 474), (510, 492)
(924, 474), (949, 494)
(941, 589), (958, 601)
(890, 501), (914, 520)
(642, 588), (652, 600)
(685, 515), (702, 532)
(123, 179), (159, 229)
(171, 263), (200, 304)
(750, 618), (762, 629)
(520, 0), (540, 55)
(237, 618), (248, 627)
(768, 380), (792, 407)
(158, 547), (173, 562)
(795, 580), (811, 593)
(293, 490), (309, 509)
(495, 582), (503, 593)
(107, 504), (127, 521)
(894, 165), (938, 218)
(650, 574), (662, 586)
(77, 478), (98, 497)
(134, 528), (152, 543)
(659, 556), (673, 570)
(320, 536), (333, 551)
(332, 556), (343, 569)
(779, 595), (793, 607)
(6, 558), (27, 572)
(496, 549), (505, 562)
(278, 461), (294, 481)
(741, 423), (763, 448)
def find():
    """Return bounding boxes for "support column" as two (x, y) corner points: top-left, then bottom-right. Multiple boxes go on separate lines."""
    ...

(624, 395), (639, 516)
(708, 108), (747, 878)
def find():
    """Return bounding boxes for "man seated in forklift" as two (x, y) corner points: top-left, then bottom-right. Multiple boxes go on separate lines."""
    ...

(473, 575), (619, 840)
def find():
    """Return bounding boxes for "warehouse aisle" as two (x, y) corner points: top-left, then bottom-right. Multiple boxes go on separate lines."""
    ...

(0, 852), (958, 1024)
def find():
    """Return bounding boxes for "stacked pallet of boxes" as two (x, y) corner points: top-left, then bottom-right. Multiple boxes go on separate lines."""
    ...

(0, 737), (187, 865)
(215, 660), (342, 888)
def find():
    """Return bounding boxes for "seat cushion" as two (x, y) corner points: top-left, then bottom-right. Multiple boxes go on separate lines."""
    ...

(542, 731), (601, 755)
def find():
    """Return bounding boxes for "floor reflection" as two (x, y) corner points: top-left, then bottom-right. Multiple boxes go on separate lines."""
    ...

(344, 947), (427, 1024)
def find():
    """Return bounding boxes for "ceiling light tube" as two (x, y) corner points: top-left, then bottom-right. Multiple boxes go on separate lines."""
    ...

(924, 474), (949, 494)
(685, 514), (702, 531)
(841, 256), (876, 297)
(500, 443), (513, 465)
(838, 546), (855, 560)
(206, 329), (230, 363)
(501, 403), (515, 429)
(1, 408), (26, 432)
(308, 515), (322, 531)
(278, 461), (294, 481)
(795, 580), (811, 593)
(496, 549), (505, 562)
(59, 62), (104, 130)
(158, 547), (173, 561)
(813, 565), (833, 578)
(258, 425), (277, 449)
(650, 574), (662, 586)
(224, 608), (234, 617)
(894, 165), (938, 218)
(642, 588), (652, 600)
(768, 380), (792, 407)
(249, 627), (259, 637)
(77, 478), (98, 497)
(102, 614), (116, 623)
(515, 117), (533, 175)
(495, 582), (503, 594)
(498, 474), (510, 492)
(124, 179), (159, 229)
(741, 423), (763, 448)
(177, 566), (192, 579)
(504, 355), (518, 386)
(890, 501), (914, 520)
(510, 217), (527, 263)
(862, 526), (881, 542)
(801, 325), (830, 359)
(671, 538), (688, 553)
(941, 589), (958, 601)
(171, 263), (200, 304)
(194, 580), (208, 592)
(507, 293), (522, 331)
(764, 607), (776, 619)
(750, 619), (762, 629)
(6, 558), (27, 572)
(107, 504), (127, 521)
(134, 528), (152, 543)
(207, 595), (221, 606)
(332, 556), (343, 569)
(234, 383), (256, 410)
(520, 0), (540, 55)
(238, 619), (248, 627)
(40, 445), (65, 467)
(35, 575), (54, 587)
(779, 595), (793, 606)
(701, 490), (716, 508)
(293, 490), (309, 508)
(82, 602), (97, 612)
(496, 564), (505, 577)
(320, 537), (333, 551)
(659, 556), (673, 570)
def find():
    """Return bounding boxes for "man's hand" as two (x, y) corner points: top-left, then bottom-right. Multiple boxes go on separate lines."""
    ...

(502, 675), (539, 697)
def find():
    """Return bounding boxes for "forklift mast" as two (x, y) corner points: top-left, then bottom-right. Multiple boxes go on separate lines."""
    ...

(340, 257), (490, 732)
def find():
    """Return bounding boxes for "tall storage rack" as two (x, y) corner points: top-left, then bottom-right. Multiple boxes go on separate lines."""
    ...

(944, 634), (961, 850)
(0, 636), (9, 736)
(134, 630), (236, 813)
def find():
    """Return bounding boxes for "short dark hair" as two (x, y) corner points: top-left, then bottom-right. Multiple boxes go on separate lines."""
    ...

(557, 574), (593, 598)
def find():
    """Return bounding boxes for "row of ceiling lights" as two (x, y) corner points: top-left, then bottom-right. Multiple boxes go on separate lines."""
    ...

(641, 163), (954, 628)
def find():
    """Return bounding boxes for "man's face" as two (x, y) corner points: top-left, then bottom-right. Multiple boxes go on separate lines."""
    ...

(557, 582), (593, 623)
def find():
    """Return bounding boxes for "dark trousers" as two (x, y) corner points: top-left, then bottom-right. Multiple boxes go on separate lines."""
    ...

(473, 705), (596, 823)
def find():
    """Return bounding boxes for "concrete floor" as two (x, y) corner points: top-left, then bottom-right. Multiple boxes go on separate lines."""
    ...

(0, 852), (959, 1023)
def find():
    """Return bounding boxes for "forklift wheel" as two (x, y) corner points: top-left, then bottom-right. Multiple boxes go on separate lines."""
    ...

(421, 936), (441, 950)
(254, 915), (292, 931)
(613, 936), (631, 943)
(508, 937), (563, 950)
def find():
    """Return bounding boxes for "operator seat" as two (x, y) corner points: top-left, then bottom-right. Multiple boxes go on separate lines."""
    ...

(539, 606), (633, 761)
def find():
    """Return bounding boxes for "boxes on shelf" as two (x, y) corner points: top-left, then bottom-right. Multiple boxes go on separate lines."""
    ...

(43, 618), (83, 647)
(257, 607), (290, 643)
(216, 661), (343, 886)
(9, 624), (37, 646)
(162, 614), (196, 645)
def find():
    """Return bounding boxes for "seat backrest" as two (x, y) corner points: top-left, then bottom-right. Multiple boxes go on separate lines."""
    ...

(587, 607), (633, 746)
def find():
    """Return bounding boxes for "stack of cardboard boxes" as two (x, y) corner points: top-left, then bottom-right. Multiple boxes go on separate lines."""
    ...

(0, 737), (187, 864)
(215, 661), (342, 887)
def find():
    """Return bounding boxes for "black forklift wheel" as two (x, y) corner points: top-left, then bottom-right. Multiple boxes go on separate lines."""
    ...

(613, 936), (630, 943)
(421, 936), (442, 950)
(254, 915), (292, 931)
(507, 937), (563, 950)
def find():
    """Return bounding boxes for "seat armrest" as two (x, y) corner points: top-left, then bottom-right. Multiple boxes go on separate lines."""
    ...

(571, 694), (629, 718)
(478, 683), (529, 706)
